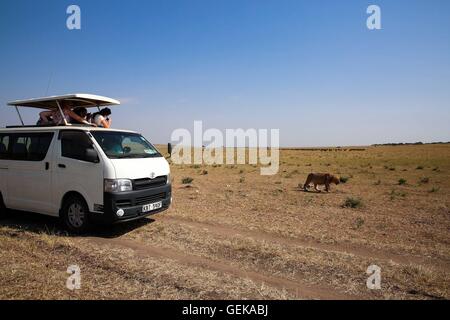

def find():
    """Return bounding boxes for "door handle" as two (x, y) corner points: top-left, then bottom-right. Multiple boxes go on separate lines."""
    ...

(58, 164), (66, 168)
(45, 162), (50, 170)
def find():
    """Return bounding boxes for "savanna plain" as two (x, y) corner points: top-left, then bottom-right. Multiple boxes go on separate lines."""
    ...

(1, 144), (449, 299)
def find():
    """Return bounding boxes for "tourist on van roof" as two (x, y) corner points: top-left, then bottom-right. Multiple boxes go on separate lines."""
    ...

(71, 107), (89, 124)
(39, 103), (93, 126)
(93, 107), (112, 128)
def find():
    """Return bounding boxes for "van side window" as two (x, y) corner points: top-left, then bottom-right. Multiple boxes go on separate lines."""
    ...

(0, 135), (10, 159)
(60, 131), (97, 162)
(10, 133), (54, 161)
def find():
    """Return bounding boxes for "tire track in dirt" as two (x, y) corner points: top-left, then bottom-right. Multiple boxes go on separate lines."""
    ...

(155, 215), (450, 272)
(82, 236), (361, 300)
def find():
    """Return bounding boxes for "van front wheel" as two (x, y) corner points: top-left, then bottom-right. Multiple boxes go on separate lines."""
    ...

(61, 195), (91, 233)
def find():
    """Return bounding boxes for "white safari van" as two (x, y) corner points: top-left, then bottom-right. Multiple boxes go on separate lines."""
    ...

(0, 94), (171, 232)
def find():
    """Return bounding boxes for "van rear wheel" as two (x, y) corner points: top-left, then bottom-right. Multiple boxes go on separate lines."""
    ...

(61, 195), (91, 233)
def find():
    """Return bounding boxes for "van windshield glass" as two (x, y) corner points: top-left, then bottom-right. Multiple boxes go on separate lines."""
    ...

(91, 131), (162, 159)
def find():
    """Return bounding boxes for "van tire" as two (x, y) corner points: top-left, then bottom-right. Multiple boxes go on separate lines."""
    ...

(60, 195), (91, 234)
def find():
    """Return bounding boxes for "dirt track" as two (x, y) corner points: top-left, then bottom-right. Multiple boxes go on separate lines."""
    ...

(154, 215), (450, 272)
(83, 235), (357, 300)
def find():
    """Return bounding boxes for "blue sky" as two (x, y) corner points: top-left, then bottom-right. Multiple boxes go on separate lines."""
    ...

(0, 0), (449, 147)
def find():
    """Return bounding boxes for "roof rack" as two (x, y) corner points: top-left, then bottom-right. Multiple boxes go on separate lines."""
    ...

(6, 93), (120, 127)
(5, 124), (95, 129)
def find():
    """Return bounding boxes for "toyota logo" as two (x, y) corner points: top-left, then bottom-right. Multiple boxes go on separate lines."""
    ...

(149, 172), (156, 179)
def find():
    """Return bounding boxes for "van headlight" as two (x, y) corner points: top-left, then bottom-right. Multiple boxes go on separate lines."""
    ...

(166, 173), (171, 184)
(104, 179), (133, 192)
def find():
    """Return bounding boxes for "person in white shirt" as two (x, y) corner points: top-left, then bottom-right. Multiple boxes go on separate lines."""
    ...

(93, 108), (112, 128)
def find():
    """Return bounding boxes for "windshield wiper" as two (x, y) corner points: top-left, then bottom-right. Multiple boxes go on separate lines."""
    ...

(106, 153), (161, 159)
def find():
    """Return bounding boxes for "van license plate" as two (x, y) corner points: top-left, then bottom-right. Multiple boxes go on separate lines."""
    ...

(142, 201), (162, 213)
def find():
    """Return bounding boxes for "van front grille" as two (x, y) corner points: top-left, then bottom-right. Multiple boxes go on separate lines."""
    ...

(133, 176), (167, 190)
(115, 199), (132, 208)
(135, 193), (166, 206)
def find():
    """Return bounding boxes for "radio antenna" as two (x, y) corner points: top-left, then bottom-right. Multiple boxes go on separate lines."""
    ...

(45, 72), (53, 95)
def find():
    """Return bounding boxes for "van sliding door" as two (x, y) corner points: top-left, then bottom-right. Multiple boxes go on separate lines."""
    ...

(6, 132), (55, 214)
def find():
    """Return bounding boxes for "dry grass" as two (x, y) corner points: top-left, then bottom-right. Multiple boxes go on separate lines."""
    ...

(1, 144), (449, 299)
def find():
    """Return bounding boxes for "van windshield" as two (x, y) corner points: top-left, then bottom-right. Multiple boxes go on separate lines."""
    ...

(91, 131), (162, 159)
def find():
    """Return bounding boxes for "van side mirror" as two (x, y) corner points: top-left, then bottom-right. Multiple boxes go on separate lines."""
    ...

(85, 147), (99, 163)
(167, 143), (172, 157)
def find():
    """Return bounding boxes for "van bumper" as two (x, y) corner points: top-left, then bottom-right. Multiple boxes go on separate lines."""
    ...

(93, 184), (172, 224)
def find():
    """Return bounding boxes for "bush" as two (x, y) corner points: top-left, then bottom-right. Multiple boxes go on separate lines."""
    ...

(342, 197), (363, 209)
(390, 189), (407, 200)
(429, 187), (439, 193)
(272, 189), (283, 196)
(200, 170), (208, 175)
(355, 217), (365, 229)
(339, 176), (349, 183)
(239, 177), (245, 183)
(419, 177), (429, 184)
(416, 165), (424, 170)
(182, 177), (194, 184)
(398, 178), (407, 185)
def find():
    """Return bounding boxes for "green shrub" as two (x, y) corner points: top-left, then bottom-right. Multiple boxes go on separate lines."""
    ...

(342, 197), (363, 209)
(398, 178), (407, 185)
(416, 165), (424, 170)
(429, 187), (439, 193)
(182, 177), (194, 184)
(339, 176), (349, 183)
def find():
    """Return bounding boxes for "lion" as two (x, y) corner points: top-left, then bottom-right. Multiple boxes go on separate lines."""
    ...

(302, 173), (340, 192)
